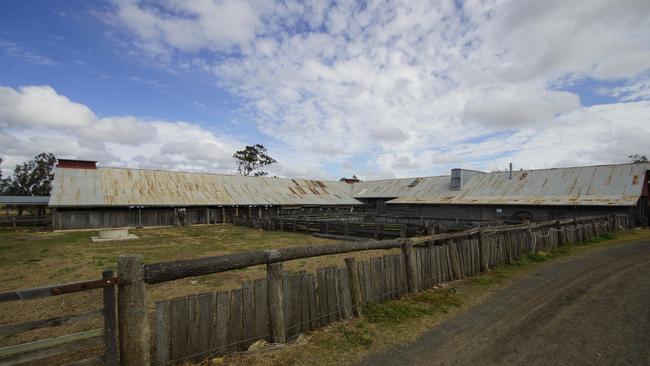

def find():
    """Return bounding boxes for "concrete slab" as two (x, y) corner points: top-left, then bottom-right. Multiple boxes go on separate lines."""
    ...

(91, 234), (139, 242)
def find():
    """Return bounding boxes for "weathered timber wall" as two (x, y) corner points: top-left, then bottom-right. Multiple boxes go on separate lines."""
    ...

(52, 205), (361, 230)
(387, 203), (632, 223)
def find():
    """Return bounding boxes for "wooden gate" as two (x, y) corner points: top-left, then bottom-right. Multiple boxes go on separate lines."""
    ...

(0, 271), (118, 365)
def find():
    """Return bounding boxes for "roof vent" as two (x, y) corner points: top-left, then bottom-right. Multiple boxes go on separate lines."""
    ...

(450, 169), (462, 190)
(451, 168), (486, 190)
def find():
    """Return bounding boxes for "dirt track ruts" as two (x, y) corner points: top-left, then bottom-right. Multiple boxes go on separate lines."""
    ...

(358, 239), (650, 366)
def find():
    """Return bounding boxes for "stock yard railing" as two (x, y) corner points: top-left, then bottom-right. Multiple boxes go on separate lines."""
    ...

(236, 216), (433, 240)
(0, 214), (52, 228)
(0, 271), (118, 366)
(112, 214), (628, 366)
(373, 215), (505, 231)
(234, 215), (505, 241)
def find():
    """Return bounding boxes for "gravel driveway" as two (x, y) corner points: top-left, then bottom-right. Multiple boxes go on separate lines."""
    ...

(359, 239), (650, 366)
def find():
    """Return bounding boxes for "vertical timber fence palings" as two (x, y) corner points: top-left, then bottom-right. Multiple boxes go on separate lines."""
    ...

(0, 272), (119, 366)
(126, 214), (629, 365)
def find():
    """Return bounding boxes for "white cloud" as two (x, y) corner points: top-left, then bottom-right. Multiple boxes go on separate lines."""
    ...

(12, 0), (646, 179)
(492, 101), (650, 170)
(0, 85), (242, 175)
(112, 0), (262, 54)
(463, 86), (581, 128)
(0, 85), (95, 129)
(474, 0), (650, 82)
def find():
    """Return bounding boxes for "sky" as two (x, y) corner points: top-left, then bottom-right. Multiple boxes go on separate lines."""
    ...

(0, 0), (649, 180)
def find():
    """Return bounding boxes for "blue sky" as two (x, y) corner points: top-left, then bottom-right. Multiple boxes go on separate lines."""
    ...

(1, 0), (649, 179)
(0, 1), (252, 134)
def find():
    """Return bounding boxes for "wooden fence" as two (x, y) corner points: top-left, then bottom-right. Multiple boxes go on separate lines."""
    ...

(0, 214), (628, 366)
(0, 215), (52, 228)
(0, 271), (118, 366)
(143, 214), (626, 365)
(234, 217), (429, 240)
(234, 215), (503, 240)
(372, 215), (504, 231)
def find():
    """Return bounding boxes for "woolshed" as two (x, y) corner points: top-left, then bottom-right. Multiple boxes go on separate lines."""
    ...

(49, 160), (650, 229)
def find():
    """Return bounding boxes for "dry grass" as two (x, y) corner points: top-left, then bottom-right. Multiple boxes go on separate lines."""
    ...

(0, 224), (399, 348)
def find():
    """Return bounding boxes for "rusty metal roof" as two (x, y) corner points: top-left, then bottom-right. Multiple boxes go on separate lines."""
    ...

(49, 163), (650, 208)
(352, 176), (454, 198)
(383, 163), (650, 206)
(49, 167), (361, 207)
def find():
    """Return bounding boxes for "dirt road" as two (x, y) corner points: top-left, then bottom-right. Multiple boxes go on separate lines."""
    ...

(359, 239), (650, 366)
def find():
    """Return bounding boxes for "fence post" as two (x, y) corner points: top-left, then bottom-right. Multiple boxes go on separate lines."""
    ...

(555, 220), (565, 246)
(266, 262), (286, 344)
(425, 222), (434, 235)
(345, 257), (363, 316)
(579, 220), (586, 243)
(401, 239), (418, 295)
(478, 229), (489, 272)
(591, 219), (596, 238)
(608, 214), (613, 235)
(400, 224), (407, 238)
(103, 270), (118, 366)
(117, 255), (150, 366)
(448, 240), (463, 279)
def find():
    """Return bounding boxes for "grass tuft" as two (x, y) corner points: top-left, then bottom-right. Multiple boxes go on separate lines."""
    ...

(337, 321), (374, 347)
(364, 288), (462, 323)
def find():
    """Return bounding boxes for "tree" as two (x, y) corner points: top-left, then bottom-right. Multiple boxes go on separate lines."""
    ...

(629, 154), (649, 163)
(233, 144), (277, 176)
(2, 153), (57, 196)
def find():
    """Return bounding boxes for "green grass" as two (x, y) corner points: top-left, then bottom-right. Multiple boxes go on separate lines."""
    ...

(364, 288), (463, 323)
(336, 322), (374, 348)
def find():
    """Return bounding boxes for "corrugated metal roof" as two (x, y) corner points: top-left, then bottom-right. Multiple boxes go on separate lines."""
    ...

(352, 176), (454, 198)
(0, 196), (50, 205)
(49, 163), (650, 208)
(49, 167), (361, 207)
(384, 163), (650, 206)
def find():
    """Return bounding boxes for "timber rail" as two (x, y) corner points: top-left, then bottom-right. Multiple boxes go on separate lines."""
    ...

(0, 214), (52, 228)
(144, 215), (619, 285)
